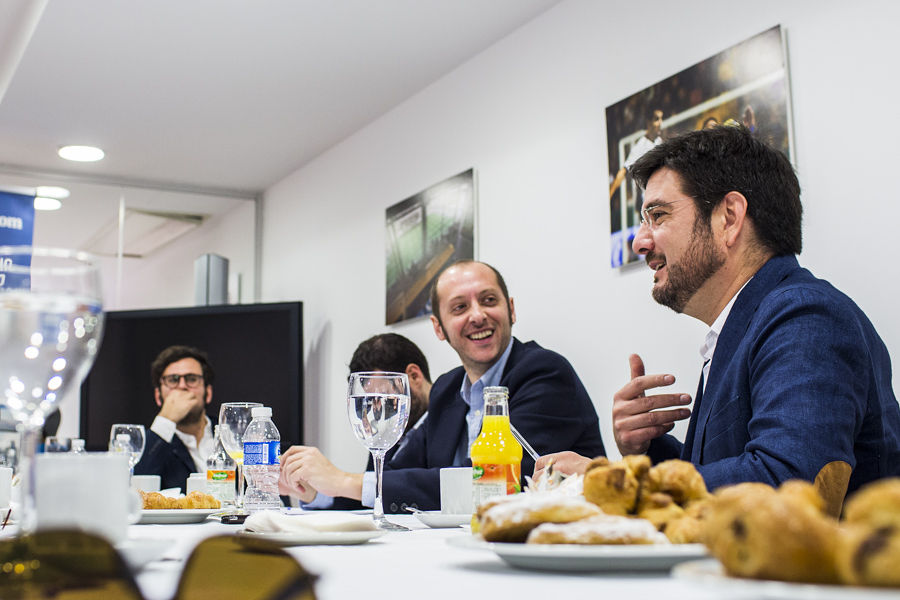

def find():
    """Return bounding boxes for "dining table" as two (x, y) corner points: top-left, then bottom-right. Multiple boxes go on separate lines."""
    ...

(129, 512), (730, 600)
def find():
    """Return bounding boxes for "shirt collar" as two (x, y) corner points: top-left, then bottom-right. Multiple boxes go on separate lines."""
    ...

(459, 337), (515, 406)
(700, 278), (752, 363)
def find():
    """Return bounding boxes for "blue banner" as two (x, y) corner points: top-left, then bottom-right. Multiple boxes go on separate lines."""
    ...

(0, 191), (35, 289)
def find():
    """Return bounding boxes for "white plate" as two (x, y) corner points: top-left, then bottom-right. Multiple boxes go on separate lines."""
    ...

(414, 512), (471, 528)
(138, 508), (219, 524)
(448, 535), (707, 572)
(116, 538), (173, 570)
(673, 559), (900, 599)
(236, 529), (385, 546)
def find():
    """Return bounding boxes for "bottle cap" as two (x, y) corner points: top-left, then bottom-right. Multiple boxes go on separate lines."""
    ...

(71, 439), (85, 449)
(251, 406), (272, 418)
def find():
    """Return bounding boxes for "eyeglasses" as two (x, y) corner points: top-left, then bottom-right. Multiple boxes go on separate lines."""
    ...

(160, 373), (204, 387)
(639, 200), (682, 229)
(0, 530), (317, 600)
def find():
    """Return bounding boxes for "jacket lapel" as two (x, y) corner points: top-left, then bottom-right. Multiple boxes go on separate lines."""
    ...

(429, 370), (469, 466)
(690, 255), (800, 463)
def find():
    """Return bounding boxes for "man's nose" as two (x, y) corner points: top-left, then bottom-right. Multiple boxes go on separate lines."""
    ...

(632, 223), (653, 255)
(468, 303), (487, 323)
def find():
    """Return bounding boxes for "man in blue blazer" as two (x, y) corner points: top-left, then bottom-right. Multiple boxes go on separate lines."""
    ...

(134, 345), (218, 492)
(280, 261), (606, 511)
(540, 126), (900, 505)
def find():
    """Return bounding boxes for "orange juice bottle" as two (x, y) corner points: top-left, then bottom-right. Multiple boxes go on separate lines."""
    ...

(470, 386), (523, 512)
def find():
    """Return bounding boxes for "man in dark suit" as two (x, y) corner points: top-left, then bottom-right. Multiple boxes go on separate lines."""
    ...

(280, 261), (606, 511)
(280, 333), (433, 510)
(134, 345), (217, 492)
(538, 126), (900, 504)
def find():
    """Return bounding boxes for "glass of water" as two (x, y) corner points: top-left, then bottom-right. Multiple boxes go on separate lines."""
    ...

(347, 371), (409, 531)
(0, 246), (104, 532)
(109, 423), (146, 473)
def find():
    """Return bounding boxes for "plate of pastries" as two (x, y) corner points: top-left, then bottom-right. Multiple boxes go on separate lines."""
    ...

(673, 476), (900, 597)
(451, 456), (711, 571)
(138, 490), (222, 524)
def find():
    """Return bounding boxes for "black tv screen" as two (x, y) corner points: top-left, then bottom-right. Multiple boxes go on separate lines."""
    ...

(80, 302), (303, 451)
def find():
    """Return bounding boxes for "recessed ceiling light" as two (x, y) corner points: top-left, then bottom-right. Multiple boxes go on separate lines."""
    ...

(35, 185), (70, 199)
(34, 196), (62, 211)
(58, 145), (105, 162)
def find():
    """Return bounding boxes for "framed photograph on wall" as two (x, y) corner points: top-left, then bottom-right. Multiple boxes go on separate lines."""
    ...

(607, 25), (794, 268)
(385, 169), (476, 325)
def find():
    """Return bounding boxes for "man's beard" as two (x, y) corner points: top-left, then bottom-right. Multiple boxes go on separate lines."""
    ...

(178, 403), (207, 427)
(650, 220), (725, 313)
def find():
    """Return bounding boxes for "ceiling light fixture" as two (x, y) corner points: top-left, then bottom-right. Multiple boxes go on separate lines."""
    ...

(58, 145), (105, 162)
(34, 196), (62, 211)
(35, 185), (70, 199)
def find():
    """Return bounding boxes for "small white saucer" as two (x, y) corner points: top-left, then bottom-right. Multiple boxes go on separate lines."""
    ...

(414, 511), (471, 528)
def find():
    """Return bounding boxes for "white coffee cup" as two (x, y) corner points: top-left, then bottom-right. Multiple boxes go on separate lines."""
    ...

(131, 474), (161, 493)
(186, 472), (207, 495)
(440, 466), (473, 514)
(35, 453), (141, 543)
(0, 466), (11, 508)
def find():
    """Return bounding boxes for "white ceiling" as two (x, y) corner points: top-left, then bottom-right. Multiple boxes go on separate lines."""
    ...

(0, 0), (561, 251)
(0, 0), (560, 194)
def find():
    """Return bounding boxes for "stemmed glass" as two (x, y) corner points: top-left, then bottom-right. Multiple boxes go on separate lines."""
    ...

(108, 423), (146, 474)
(218, 402), (262, 511)
(0, 246), (104, 532)
(347, 371), (410, 531)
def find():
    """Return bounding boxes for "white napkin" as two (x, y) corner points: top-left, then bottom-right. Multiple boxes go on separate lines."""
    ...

(243, 510), (376, 533)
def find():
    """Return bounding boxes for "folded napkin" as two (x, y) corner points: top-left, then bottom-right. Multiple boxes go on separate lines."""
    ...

(243, 511), (376, 533)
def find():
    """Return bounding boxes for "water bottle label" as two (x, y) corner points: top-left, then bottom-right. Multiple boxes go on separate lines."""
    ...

(243, 441), (280, 465)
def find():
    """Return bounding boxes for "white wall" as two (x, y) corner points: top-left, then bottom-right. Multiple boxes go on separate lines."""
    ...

(259, 0), (900, 472)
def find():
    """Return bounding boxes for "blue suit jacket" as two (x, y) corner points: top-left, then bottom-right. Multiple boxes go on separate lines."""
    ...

(379, 338), (606, 512)
(648, 254), (900, 493)
(134, 414), (216, 493)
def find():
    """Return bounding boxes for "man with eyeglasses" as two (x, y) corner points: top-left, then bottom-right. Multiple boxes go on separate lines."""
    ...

(539, 125), (900, 508)
(134, 345), (217, 492)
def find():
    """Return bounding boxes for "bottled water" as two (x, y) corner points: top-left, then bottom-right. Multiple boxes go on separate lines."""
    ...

(110, 433), (132, 464)
(242, 407), (281, 511)
(70, 439), (86, 454)
(206, 425), (236, 505)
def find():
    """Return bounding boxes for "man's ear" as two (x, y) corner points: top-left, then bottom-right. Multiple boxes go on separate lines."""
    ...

(721, 191), (749, 248)
(508, 297), (516, 325)
(405, 363), (424, 383)
(430, 314), (446, 341)
(154, 388), (162, 408)
(205, 385), (213, 405)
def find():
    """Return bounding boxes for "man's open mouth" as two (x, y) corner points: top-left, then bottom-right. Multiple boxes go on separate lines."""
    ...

(468, 330), (493, 341)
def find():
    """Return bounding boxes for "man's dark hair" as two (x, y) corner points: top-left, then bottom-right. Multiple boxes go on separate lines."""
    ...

(349, 334), (431, 383)
(151, 345), (215, 388)
(630, 125), (802, 256)
(428, 259), (511, 330)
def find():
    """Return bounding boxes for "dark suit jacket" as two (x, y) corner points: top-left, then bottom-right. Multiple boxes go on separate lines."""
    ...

(379, 338), (606, 512)
(648, 254), (900, 494)
(134, 414), (216, 493)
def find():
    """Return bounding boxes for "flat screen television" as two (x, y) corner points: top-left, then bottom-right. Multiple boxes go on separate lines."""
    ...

(79, 302), (303, 451)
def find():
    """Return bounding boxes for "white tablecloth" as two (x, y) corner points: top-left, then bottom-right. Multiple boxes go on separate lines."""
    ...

(130, 514), (724, 600)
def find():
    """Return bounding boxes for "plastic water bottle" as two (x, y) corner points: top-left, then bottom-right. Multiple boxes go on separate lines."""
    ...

(242, 406), (281, 511)
(110, 433), (132, 464)
(206, 425), (236, 505)
(70, 439), (86, 454)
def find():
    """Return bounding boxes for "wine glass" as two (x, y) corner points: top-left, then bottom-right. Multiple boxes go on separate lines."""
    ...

(218, 402), (262, 511)
(347, 371), (410, 531)
(0, 246), (104, 532)
(108, 423), (146, 473)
